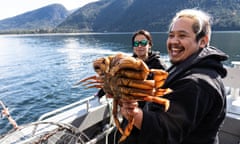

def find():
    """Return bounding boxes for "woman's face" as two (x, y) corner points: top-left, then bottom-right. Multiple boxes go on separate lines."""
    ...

(133, 34), (151, 59)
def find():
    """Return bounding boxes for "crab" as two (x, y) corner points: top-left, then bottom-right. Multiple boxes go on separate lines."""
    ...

(77, 53), (172, 143)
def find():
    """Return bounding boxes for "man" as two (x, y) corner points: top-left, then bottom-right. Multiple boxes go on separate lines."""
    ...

(118, 9), (228, 144)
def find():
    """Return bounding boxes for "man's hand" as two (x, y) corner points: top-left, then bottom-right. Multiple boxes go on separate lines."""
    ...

(120, 98), (143, 129)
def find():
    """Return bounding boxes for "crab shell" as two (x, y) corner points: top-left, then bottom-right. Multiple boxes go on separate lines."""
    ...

(78, 53), (172, 143)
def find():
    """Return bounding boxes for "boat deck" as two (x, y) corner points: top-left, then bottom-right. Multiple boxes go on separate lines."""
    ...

(220, 66), (240, 144)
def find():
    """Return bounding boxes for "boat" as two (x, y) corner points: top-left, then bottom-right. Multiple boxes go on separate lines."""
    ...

(0, 62), (239, 144)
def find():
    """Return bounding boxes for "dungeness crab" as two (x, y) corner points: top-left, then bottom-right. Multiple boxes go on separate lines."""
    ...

(77, 53), (172, 143)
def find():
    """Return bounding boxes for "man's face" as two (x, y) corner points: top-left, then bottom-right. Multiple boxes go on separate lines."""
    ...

(167, 17), (202, 64)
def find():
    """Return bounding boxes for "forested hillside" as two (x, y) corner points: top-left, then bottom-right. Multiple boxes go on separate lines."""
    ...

(0, 0), (240, 33)
(57, 0), (240, 32)
(0, 4), (69, 33)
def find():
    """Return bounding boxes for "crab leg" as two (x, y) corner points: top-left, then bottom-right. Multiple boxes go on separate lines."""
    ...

(155, 88), (172, 96)
(116, 93), (170, 111)
(118, 115), (135, 143)
(74, 75), (104, 88)
(116, 86), (172, 97)
(116, 78), (154, 90)
(81, 80), (103, 89)
(74, 75), (99, 85)
(113, 99), (124, 135)
(116, 87), (155, 96)
(143, 96), (170, 111)
(117, 69), (149, 80)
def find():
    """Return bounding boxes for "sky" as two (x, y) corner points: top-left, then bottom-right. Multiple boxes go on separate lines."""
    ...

(0, 0), (99, 20)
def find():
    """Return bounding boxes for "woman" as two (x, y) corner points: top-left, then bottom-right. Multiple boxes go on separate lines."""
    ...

(132, 29), (166, 80)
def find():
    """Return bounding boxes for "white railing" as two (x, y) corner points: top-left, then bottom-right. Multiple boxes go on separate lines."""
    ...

(38, 96), (96, 121)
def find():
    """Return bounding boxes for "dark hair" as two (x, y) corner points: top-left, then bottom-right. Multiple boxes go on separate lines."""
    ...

(132, 29), (153, 57)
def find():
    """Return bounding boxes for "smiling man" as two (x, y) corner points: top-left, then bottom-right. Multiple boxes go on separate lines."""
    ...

(167, 10), (211, 64)
(116, 9), (229, 144)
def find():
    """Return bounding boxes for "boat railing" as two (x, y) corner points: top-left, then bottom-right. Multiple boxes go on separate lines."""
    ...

(37, 95), (97, 121)
(224, 66), (240, 116)
(231, 61), (240, 69)
(0, 96), (115, 144)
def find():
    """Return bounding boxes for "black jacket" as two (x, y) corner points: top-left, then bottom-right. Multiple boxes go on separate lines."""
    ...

(121, 46), (228, 144)
(143, 52), (166, 70)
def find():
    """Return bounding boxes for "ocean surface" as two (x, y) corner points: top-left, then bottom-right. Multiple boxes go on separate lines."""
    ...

(0, 32), (240, 134)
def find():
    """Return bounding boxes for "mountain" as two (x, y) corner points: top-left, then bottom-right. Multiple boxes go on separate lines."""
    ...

(1, 0), (240, 33)
(0, 4), (69, 33)
(56, 0), (240, 32)
(56, 0), (116, 32)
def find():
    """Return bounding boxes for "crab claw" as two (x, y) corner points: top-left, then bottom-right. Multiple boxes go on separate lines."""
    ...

(83, 83), (103, 89)
(73, 75), (103, 88)
(74, 75), (98, 85)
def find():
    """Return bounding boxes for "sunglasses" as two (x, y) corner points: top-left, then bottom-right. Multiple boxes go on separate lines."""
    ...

(133, 39), (148, 47)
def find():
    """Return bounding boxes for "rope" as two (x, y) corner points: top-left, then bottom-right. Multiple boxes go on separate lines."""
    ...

(0, 100), (19, 130)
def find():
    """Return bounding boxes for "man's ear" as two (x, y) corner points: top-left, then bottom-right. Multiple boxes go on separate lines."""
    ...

(199, 35), (209, 48)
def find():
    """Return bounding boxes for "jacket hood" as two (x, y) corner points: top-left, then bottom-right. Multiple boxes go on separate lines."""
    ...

(190, 46), (228, 78)
(197, 46), (228, 62)
(168, 46), (229, 79)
